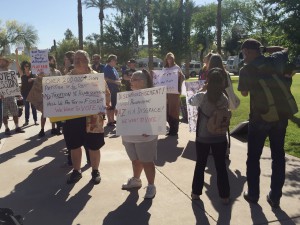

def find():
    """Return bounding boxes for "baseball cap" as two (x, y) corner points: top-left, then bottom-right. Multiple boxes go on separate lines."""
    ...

(241, 39), (263, 50)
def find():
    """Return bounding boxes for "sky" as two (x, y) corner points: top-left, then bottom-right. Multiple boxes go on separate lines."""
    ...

(1, 0), (215, 50)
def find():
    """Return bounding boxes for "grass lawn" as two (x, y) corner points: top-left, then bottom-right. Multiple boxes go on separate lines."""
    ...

(184, 74), (300, 158)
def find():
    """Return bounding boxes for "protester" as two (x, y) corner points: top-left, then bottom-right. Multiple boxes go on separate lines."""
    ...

(63, 51), (75, 75)
(120, 69), (157, 199)
(15, 49), (38, 126)
(238, 39), (289, 208)
(189, 68), (230, 204)
(122, 59), (137, 91)
(0, 56), (25, 135)
(65, 50), (110, 185)
(163, 52), (185, 136)
(92, 54), (105, 73)
(199, 52), (213, 80)
(38, 55), (63, 137)
(103, 54), (121, 126)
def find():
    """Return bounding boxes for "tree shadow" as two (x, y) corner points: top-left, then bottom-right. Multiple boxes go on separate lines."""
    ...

(102, 190), (152, 225)
(155, 136), (184, 167)
(204, 158), (246, 225)
(0, 139), (94, 225)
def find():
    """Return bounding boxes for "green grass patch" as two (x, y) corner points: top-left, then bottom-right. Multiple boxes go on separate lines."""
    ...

(184, 74), (300, 158)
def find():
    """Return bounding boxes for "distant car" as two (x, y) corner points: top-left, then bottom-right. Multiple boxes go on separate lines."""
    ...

(226, 56), (242, 74)
(181, 61), (202, 78)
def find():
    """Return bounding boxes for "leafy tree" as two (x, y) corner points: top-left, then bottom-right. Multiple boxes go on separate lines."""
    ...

(102, 14), (135, 63)
(84, 33), (101, 56)
(0, 20), (38, 55)
(263, 0), (300, 57)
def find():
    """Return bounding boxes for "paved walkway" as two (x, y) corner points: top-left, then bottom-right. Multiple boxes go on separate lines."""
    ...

(0, 114), (299, 225)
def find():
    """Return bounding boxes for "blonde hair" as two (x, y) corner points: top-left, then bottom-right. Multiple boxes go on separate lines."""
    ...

(164, 52), (176, 68)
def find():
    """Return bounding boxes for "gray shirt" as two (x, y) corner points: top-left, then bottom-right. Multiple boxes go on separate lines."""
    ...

(189, 91), (228, 143)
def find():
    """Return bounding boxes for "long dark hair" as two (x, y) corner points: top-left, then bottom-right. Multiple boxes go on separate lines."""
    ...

(20, 61), (31, 72)
(207, 68), (225, 103)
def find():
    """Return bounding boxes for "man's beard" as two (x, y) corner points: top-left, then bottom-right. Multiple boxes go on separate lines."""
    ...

(50, 63), (56, 69)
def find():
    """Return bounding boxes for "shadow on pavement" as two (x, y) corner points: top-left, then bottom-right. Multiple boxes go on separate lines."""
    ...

(204, 158), (247, 225)
(192, 200), (212, 225)
(103, 190), (152, 225)
(155, 136), (184, 167)
(0, 139), (94, 225)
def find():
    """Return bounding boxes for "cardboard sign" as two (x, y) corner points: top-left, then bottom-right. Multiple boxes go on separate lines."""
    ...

(0, 70), (21, 97)
(116, 86), (167, 135)
(26, 76), (43, 112)
(185, 80), (205, 132)
(43, 73), (106, 117)
(152, 69), (179, 94)
(30, 49), (50, 75)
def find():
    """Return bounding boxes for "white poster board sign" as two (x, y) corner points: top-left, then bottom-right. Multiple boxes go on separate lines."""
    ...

(185, 80), (205, 132)
(152, 69), (179, 94)
(42, 73), (106, 117)
(116, 86), (167, 135)
(30, 49), (50, 75)
(0, 70), (21, 97)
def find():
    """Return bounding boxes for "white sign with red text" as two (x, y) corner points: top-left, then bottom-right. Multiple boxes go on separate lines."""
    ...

(30, 49), (50, 75)
(42, 73), (106, 117)
(116, 86), (167, 135)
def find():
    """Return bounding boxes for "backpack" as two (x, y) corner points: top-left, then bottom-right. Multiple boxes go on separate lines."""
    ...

(199, 106), (232, 135)
(245, 57), (298, 122)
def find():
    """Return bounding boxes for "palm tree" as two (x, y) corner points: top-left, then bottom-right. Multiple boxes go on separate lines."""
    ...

(84, 0), (114, 56)
(217, 0), (222, 54)
(147, 0), (153, 70)
(78, 0), (84, 50)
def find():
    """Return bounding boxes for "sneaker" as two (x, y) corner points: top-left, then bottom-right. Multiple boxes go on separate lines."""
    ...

(191, 193), (200, 200)
(243, 191), (258, 204)
(38, 129), (45, 137)
(67, 170), (82, 184)
(15, 127), (25, 133)
(122, 177), (142, 189)
(34, 121), (39, 125)
(144, 184), (156, 199)
(266, 194), (280, 208)
(91, 170), (101, 184)
(4, 128), (11, 135)
(23, 121), (29, 126)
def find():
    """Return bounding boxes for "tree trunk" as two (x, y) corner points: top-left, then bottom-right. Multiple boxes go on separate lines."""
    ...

(217, 0), (222, 54)
(99, 3), (105, 57)
(147, 0), (153, 71)
(78, 0), (84, 50)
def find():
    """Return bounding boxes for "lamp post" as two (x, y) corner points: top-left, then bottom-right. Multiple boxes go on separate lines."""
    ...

(217, 0), (222, 54)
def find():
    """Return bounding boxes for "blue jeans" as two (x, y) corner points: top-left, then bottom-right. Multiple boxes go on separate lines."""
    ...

(247, 118), (288, 201)
(23, 98), (37, 122)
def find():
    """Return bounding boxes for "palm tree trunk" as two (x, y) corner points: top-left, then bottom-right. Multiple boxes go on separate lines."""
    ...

(147, 0), (153, 71)
(217, 0), (222, 54)
(78, 0), (84, 50)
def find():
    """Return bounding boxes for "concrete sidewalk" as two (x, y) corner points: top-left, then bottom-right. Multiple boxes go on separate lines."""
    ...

(0, 115), (299, 225)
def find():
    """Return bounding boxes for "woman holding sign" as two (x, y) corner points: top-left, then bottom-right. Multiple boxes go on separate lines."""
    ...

(64, 50), (111, 185)
(163, 52), (185, 136)
(120, 69), (158, 199)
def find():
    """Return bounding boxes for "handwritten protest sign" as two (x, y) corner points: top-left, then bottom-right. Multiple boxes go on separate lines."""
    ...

(26, 76), (43, 112)
(43, 73), (106, 117)
(116, 86), (167, 136)
(0, 70), (21, 97)
(185, 80), (205, 132)
(152, 69), (179, 94)
(30, 49), (50, 75)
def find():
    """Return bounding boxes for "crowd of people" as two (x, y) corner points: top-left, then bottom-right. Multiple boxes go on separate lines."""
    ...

(0, 38), (293, 206)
